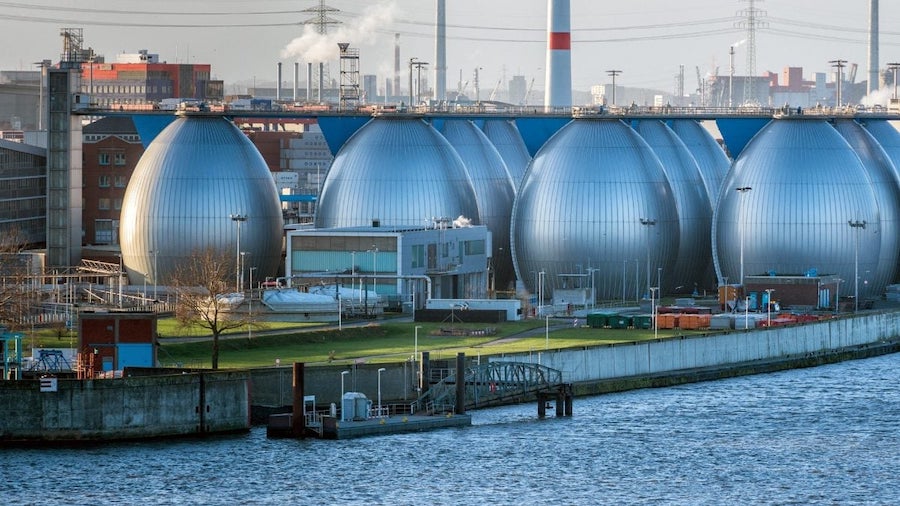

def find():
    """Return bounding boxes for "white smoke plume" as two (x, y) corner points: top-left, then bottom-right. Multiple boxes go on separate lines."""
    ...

(731, 39), (747, 49)
(281, 1), (398, 62)
(860, 86), (893, 107)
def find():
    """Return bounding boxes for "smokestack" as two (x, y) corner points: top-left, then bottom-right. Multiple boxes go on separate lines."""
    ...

(293, 62), (299, 102)
(276, 62), (282, 101)
(318, 62), (324, 103)
(394, 33), (401, 101)
(434, 0), (446, 101)
(307, 62), (312, 102)
(869, 0), (879, 95)
(544, 0), (572, 109)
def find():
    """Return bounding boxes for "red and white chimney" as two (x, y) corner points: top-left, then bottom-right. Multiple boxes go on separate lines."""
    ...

(544, 0), (572, 109)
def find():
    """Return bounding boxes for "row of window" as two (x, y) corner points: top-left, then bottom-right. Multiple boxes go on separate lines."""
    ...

(98, 153), (127, 166)
(97, 175), (128, 188)
(97, 198), (122, 210)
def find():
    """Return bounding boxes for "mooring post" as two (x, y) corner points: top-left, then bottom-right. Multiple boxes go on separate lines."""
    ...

(537, 392), (547, 418)
(564, 384), (573, 417)
(556, 390), (564, 417)
(291, 362), (305, 437)
(455, 352), (465, 415)
(421, 351), (430, 395)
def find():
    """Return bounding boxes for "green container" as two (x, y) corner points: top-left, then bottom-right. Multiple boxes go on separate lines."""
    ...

(587, 312), (618, 328)
(609, 314), (632, 329)
(632, 314), (653, 329)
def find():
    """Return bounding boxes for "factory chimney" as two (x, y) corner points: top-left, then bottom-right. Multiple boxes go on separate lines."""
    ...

(394, 33), (401, 102)
(293, 62), (299, 102)
(868, 0), (879, 95)
(276, 62), (282, 101)
(434, 0), (447, 102)
(544, 0), (572, 110)
(307, 62), (312, 102)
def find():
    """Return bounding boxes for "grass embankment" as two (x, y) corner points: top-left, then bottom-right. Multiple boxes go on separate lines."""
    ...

(156, 319), (693, 369)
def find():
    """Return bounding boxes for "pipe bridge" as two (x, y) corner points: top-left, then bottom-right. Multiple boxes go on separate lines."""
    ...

(415, 361), (563, 413)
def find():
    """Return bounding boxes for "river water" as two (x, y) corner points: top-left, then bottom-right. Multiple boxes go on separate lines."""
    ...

(2, 353), (898, 505)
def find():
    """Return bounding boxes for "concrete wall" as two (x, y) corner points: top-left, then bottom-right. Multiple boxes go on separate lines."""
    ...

(493, 312), (900, 383)
(0, 371), (249, 442)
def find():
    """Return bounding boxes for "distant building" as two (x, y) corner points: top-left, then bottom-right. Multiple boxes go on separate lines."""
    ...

(81, 117), (142, 245)
(0, 138), (46, 247)
(80, 50), (224, 108)
(362, 74), (378, 104)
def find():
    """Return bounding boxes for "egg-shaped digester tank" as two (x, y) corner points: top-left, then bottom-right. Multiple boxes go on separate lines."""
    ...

(634, 120), (712, 294)
(713, 118), (879, 291)
(670, 119), (731, 209)
(482, 119), (532, 189)
(314, 116), (480, 228)
(831, 119), (900, 296)
(120, 115), (284, 286)
(440, 119), (517, 291)
(511, 118), (679, 303)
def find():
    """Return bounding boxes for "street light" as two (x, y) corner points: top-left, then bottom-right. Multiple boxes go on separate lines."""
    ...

(849, 219), (866, 312)
(639, 218), (656, 298)
(368, 245), (378, 295)
(414, 325), (422, 361)
(240, 251), (249, 293)
(151, 249), (158, 302)
(538, 270), (546, 316)
(545, 314), (550, 350)
(888, 62), (900, 103)
(829, 59), (847, 107)
(377, 367), (386, 417)
(249, 266), (257, 339)
(744, 296), (750, 329)
(764, 288), (775, 326)
(229, 214), (247, 293)
(340, 370), (350, 398)
(650, 286), (659, 339)
(735, 186), (752, 287)
(116, 253), (124, 308)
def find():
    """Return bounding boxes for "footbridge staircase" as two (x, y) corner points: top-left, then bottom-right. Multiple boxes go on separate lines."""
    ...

(414, 361), (570, 414)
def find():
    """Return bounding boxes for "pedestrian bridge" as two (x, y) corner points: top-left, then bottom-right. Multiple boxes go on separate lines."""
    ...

(414, 361), (564, 414)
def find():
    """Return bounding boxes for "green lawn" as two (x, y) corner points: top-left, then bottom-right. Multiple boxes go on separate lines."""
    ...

(156, 320), (707, 369)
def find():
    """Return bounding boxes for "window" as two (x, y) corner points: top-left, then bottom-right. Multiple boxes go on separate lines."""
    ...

(95, 219), (113, 244)
(98, 198), (110, 210)
(98, 175), (111, 188)
(411, 244), (425, 268)
(464, 239), (485, 256)
(98, 153), (110, 165)
(114, 153), (126, 165)
(113, 198), (122, 210)
(114, 175), (127, 187)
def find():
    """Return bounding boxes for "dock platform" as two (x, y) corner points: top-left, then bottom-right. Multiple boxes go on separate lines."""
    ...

(267, 413), (471, 440)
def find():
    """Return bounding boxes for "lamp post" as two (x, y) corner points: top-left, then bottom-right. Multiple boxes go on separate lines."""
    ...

(240, 251), (249, 293)
(151, 249), (158, 302)
(545, 314), (550, 350)
(650, 286), (659, 339)
(639, 218), (656, 298)
(117, 253), (124, 308)
(764, 288), (775, 326)
(229, 214), (247, 293)
(606, 69), (622, 105)
(249, 266), (257, 339)
(368, 245), (378, 295)
(350, 251), (356, 293)
(735, 186), (752, 287)
(414, 325), (422, 361)
(538, 270), (546, 316)
(829, 59), (847, 107)
(744, 296), (750, 329)
(657, 267), (662, 299)
(849, 220), (866, 312)
(341, 370), (349, 398)
(377, 367), (386, 417)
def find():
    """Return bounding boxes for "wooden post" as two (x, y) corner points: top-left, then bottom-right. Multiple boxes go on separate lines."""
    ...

(454, 352), (465, 415)
(291, 362), (305, 437)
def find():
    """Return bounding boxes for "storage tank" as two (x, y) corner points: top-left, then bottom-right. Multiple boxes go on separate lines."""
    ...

(670, 119), (731, 209)
(713, 118), (879, 290)
(832, 119), (900, 296)
(119, 115), (284, 285)
(511, 118), (679, 302)
(634, 120), (712, 293)
(440, 119), (517, 291)
(482, 119), (532, 189)
(314, 116), (480, 228)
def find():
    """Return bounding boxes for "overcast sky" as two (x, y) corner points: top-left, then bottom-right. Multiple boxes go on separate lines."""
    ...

(1, 0), (897, 96)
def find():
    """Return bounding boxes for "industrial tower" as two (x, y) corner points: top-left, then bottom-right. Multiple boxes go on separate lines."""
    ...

(736, 0), (767, 105)
(301, 1), (341, 102)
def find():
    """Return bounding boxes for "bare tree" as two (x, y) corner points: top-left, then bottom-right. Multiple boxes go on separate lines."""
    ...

(0, 226), (34, 331)
(170, 247), (249, 369)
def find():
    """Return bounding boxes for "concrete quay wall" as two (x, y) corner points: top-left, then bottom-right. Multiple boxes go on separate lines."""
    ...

(0, 371), (250, 443)
(495, 312), (900, 384)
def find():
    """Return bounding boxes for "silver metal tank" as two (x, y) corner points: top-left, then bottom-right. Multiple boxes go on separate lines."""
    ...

(314, 116), (480, 228)
(832, 119), (900, 296)
(440, 119), (517, 291)
(713, 118), (880, 292)
(670, 119), (731, 209)
(119, 115), (284, 285)
(511, 118), (679, 302)
(482, 119), (531, 189)
(634, 120), (712, 294)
